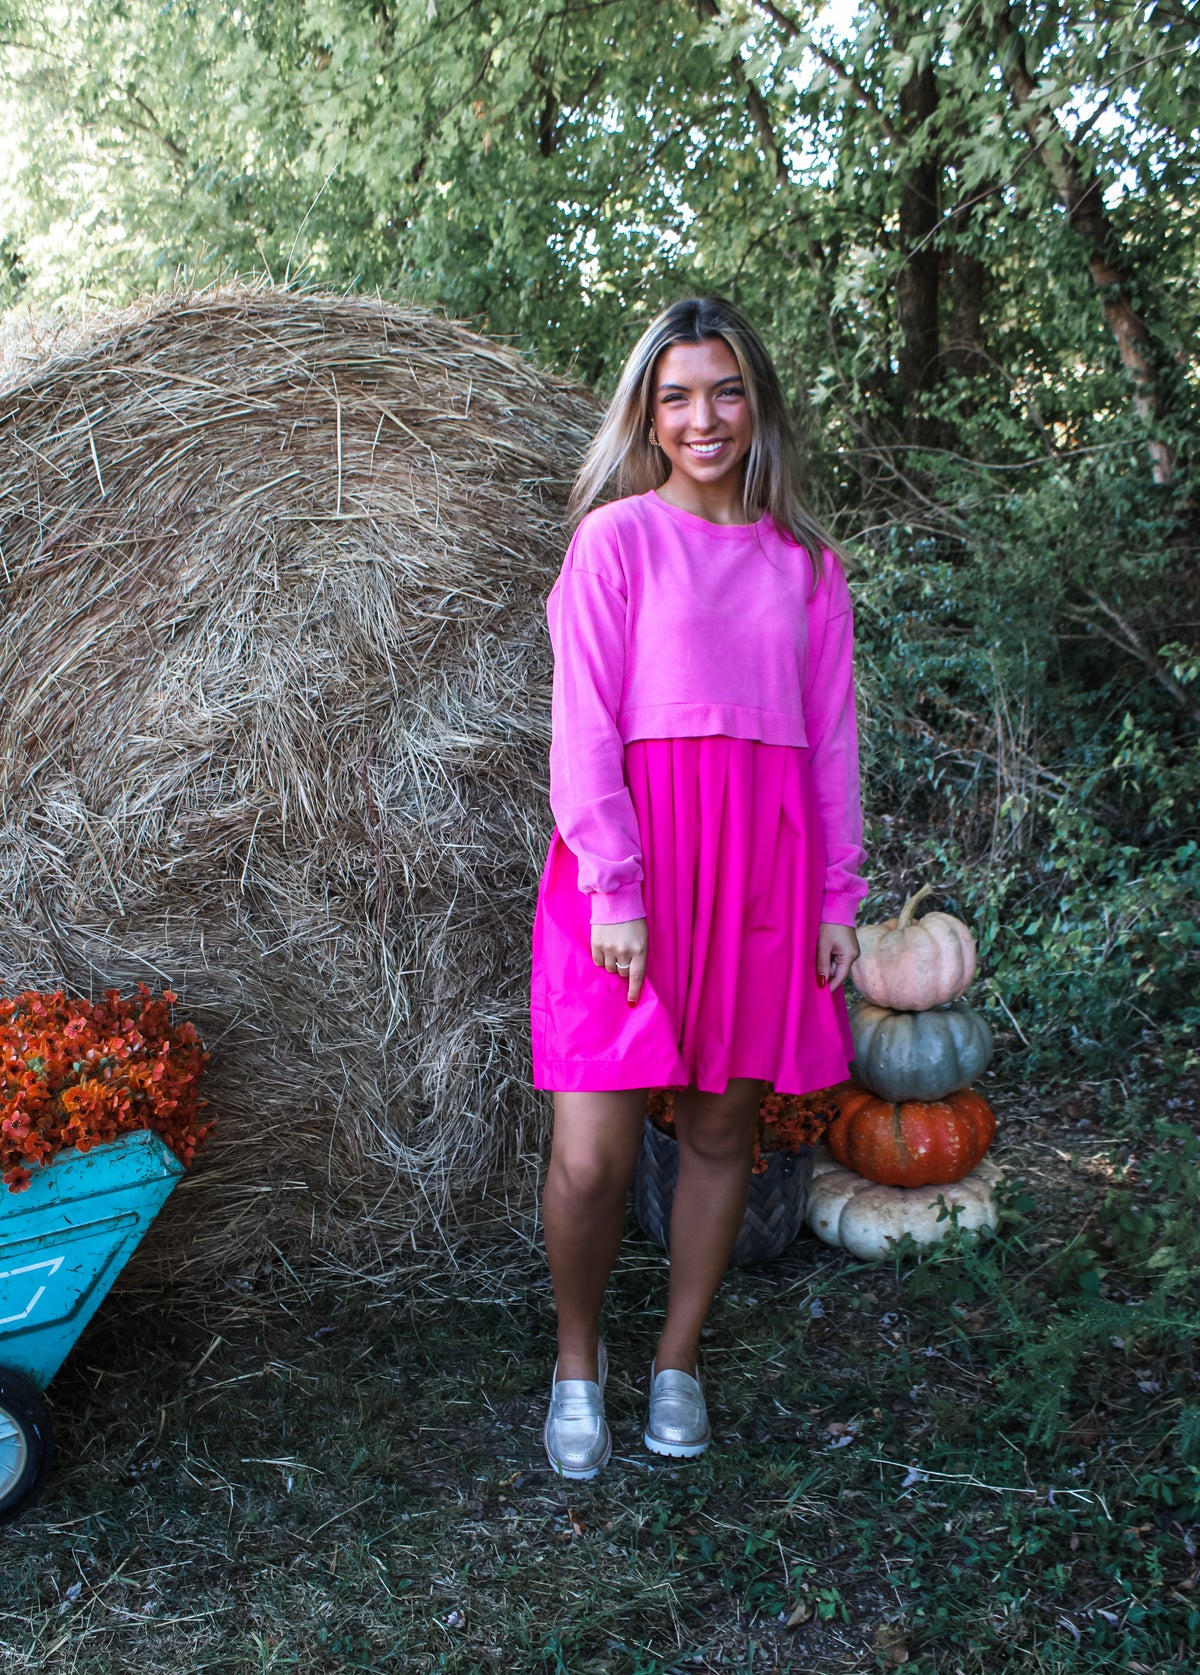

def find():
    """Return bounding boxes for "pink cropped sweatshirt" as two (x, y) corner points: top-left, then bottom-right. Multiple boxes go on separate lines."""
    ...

(546, 489), (868, 928)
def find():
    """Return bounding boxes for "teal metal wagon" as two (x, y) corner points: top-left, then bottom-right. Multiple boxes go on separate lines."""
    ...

(0, 1129), (183, 1521)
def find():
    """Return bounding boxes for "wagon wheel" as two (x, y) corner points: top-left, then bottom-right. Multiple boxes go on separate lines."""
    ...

(0, 1367), (54, 1523)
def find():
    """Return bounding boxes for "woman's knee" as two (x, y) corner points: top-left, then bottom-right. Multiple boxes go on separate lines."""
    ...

(675, 1083), (761, 1165)
(675, 1113), (756, 1166)
(545, 1146), (632, 1214)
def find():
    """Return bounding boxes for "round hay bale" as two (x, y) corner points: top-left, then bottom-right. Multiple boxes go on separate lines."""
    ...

(0, 284), (597, 1278)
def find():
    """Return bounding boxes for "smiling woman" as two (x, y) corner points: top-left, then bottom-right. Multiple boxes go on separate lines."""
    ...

(568, 295), (838, 570)
(530, 295), (869, 1479)
(650, 338), (754, 523)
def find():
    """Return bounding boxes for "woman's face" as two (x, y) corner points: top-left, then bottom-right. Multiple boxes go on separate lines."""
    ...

(651, 337), (753, 495)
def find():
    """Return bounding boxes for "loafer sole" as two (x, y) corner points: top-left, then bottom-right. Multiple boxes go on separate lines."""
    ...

(642, 1427), (710, 1459)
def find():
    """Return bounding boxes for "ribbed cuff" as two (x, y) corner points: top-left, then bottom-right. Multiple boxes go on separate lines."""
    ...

(820, 890), (864, 928)
(589, 881), (646, 925)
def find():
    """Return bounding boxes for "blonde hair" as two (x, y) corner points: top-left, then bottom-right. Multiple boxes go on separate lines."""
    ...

(568, 296), (841, 581)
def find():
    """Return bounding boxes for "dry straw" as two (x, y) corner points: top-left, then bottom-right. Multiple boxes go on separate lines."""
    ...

(0, 283), (598, 1279)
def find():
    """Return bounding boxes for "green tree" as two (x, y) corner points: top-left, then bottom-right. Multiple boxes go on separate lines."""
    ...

(3, 1), (1196, 457)
(1, 0), (1197, 1066)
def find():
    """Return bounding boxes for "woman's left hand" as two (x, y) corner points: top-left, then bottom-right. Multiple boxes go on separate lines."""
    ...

(816, 923), (860, 993)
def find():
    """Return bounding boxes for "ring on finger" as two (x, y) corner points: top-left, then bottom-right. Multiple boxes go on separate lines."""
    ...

(616, 961), (631, 973)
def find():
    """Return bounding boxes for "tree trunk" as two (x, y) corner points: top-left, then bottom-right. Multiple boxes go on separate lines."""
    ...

(946, 180), (991, 380)
(996, 8), (1175, 484)
(947, 246), (986, 376)
(895, 58), (941, 444)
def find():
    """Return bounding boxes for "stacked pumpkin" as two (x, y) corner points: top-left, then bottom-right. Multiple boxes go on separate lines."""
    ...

(809, 885), (1002, 1261)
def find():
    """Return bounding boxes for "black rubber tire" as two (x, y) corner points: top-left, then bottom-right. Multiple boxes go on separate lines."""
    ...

(0, 1366), (54, 1523)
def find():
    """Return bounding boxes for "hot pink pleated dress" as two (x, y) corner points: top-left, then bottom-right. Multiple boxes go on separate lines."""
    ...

(530, 734), (854, 1097)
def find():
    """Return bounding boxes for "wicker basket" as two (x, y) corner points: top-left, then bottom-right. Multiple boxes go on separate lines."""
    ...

(633, 1116), (813, 1267)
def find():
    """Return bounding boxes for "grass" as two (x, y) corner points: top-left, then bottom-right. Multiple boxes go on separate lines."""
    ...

(1, 1076), (1197, 1674)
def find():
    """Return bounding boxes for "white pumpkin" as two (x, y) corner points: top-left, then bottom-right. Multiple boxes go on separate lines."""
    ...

(807, 1149), (1001, 1261)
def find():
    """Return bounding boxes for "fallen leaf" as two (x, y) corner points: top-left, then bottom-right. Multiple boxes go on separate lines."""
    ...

(872, 1625), (910, 1665)
(786, 1601), (813, 1628)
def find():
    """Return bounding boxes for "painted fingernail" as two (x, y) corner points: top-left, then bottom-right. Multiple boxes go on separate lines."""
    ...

(816, 974), (828, 989)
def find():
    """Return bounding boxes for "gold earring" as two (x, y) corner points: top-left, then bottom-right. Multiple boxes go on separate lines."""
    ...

(648, 427), (659, 448)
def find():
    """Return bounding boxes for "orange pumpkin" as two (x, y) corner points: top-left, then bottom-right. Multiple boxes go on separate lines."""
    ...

(826, 1083), (996, 1188)
(853, 883), (976, 1010)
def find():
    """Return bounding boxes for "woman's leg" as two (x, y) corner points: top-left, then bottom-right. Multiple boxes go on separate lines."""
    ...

(655, 1077), (763, 1374)
(542, 1088), (647, 1381)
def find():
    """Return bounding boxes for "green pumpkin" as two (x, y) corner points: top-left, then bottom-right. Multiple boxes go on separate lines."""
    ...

(849, 1000), (994, 1103)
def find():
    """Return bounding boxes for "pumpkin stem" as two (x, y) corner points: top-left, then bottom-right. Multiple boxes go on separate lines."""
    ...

(896, 882), (935, 930)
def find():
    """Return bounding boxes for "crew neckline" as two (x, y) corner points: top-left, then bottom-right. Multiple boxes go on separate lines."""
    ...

(647, 489), (772, 537)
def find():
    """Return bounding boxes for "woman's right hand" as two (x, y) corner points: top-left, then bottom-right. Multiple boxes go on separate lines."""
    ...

(591, 918), (648, 1005)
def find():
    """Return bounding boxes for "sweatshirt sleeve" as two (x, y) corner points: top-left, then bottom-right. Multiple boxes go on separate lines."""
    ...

(546, 525), (645, 925)
(803, 552), (869, 926)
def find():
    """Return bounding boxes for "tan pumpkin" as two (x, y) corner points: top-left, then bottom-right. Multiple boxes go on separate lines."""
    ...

(807, 1151), (1002, 1260)
(853, 883), (976, 1010)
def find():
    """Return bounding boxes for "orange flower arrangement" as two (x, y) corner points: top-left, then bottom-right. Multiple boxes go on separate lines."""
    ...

(646, 1086), (838, 1173)
(1, 986), (211, 1193)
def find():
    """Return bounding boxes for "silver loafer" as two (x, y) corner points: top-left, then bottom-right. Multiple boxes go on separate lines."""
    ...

(544, 1341), (611, 1479)
(644, 1360), (711, 1458)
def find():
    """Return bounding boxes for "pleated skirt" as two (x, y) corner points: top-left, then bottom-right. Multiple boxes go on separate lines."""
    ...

(529, 736), (853, 1096)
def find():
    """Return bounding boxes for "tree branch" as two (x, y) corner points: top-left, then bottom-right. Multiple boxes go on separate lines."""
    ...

(103, 97), (189, 168)
(995, 7), (1175, 484)
(1068, 592), (1200, 727)
(743, 76), (789, 185)
(696, 0), (790, 183)
(749, 0), (898, 141)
